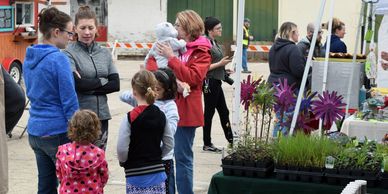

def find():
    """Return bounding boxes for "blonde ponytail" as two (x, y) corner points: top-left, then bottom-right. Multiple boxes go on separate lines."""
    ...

(145, 87), (157, 104)
(131, 70), (158, 104)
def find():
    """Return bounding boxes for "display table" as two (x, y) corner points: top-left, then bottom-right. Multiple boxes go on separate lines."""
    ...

(208, 172), (388, 194)
(312, 60), (365, 109)
(341, 115), (388, 142)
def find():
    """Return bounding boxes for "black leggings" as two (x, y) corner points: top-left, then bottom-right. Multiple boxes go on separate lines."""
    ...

(203, 78), (233, 146)
(95, 119), (108, 150)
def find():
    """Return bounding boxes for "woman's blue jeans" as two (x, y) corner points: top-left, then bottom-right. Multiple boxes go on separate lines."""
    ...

(174, 127), (196, 194)
(28, 133), (70, 194)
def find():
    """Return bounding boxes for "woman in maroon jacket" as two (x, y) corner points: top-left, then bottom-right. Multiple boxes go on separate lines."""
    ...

(148, 10), (211, 194)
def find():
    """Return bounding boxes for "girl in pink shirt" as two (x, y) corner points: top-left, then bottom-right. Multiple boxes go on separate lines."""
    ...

(56, 110), (109, 194)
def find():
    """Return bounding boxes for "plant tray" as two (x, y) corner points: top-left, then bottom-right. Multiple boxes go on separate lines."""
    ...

(378, 172), (388, 189)
(325, 169), (379, 187)
(274, 168), (324, 183)
(221, 164), (274, 178)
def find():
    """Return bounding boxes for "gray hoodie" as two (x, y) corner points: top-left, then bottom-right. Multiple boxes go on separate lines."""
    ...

(297, 36), (323, 58)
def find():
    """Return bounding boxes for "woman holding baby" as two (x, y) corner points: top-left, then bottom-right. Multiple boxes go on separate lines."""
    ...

(147, 9), (212, 194)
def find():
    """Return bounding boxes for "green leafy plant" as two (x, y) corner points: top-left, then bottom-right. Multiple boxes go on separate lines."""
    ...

(377, 144), (388, 172)
(336, 139), (382, 171)
(227, 133), (274, 162)
(252, 81), (275, 143)
(275, 133), (339, 168)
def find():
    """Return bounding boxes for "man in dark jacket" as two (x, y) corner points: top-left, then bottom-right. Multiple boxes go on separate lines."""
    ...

(297, 23), (323, 58)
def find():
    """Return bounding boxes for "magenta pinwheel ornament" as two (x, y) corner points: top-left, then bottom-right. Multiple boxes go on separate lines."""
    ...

(240, 75), (261, 110)
(273, 79), (296, 113)
(312, 91), (346, 128)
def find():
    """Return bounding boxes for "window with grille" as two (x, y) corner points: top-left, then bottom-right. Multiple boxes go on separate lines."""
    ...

(0, 6), (13, 32)
(15, 2), (33, 26)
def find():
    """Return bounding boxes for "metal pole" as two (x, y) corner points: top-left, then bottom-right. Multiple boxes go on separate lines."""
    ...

(371, 3), (376, 44)
(289, 0), (327, 135)
(319, 0), (336, 136)
(231, 0), (245, 141)
(362, 2), (370, 54)
(345, 3), (365, 118)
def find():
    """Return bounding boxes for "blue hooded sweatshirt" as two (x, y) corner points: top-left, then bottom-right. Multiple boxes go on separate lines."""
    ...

(23, 44), (79, 136)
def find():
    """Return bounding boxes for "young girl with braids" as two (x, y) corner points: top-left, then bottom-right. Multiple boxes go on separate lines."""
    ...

(117, 70), (174, 194)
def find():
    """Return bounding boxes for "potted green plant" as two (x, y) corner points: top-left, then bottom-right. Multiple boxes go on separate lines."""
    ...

(274, 133), (339, 183)
(222, 133), (274, 178)
(326, 139), (382, 187)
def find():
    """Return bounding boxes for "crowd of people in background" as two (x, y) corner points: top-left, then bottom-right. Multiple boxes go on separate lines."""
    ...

(268, 17), (348, 90)
(1, 6), (230, 194)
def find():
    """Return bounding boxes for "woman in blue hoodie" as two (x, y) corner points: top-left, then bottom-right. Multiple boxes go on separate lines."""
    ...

(23, 7), (79, 194)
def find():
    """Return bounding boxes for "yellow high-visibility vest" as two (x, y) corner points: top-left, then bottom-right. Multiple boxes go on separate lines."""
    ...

(243, 26), (249, 46)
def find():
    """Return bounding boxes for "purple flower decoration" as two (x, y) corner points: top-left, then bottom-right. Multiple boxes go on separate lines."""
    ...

(240, 75), (261, 110)
(312, 91), (346, 128)
(273, 79), (296, 113)
(300, 91), (317, 115)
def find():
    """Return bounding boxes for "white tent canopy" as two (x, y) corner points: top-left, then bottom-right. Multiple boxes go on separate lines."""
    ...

(375, 0), (388, 15)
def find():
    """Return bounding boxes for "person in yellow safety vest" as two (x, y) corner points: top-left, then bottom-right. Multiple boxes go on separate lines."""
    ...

(242, 18), (253, 73)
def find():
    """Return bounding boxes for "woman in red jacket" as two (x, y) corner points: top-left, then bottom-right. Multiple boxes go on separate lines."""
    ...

(150, 10), (211, 194)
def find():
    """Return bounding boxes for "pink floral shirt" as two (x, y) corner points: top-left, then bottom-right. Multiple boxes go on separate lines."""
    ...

(56, 142), (109, 194)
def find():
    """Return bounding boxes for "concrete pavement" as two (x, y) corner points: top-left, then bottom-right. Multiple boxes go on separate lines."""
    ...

(6, 60), (269, 194)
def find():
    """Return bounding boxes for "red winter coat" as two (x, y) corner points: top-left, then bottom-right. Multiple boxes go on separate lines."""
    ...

(147, 36), (211, 127)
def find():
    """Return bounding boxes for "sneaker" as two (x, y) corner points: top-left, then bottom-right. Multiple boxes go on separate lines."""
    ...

(241, 70), (252, 73)
(203, 144), (222, 152)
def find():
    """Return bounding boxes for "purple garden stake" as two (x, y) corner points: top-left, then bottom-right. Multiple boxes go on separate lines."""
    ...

(312, 91), (346, 131)
(240, 75), (261, 132)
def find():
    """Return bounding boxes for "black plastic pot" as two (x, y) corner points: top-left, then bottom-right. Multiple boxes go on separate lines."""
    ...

(311, 167), (325, 183)
(325, 168), (339, 185)
(326, 168), (379, 187)
(299, 167), (311, 182)
(244, 161), (256, 177)
(221, 158), (274, 178)
(275, 165), (288, 181)
(221, 157), (234, 176)
(255, 161), (274, 178)
(288, 166), (300, 181)
(256, 159), (271, 168)
(380, 172), (388, 189)
(233, 160), (244, 176)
